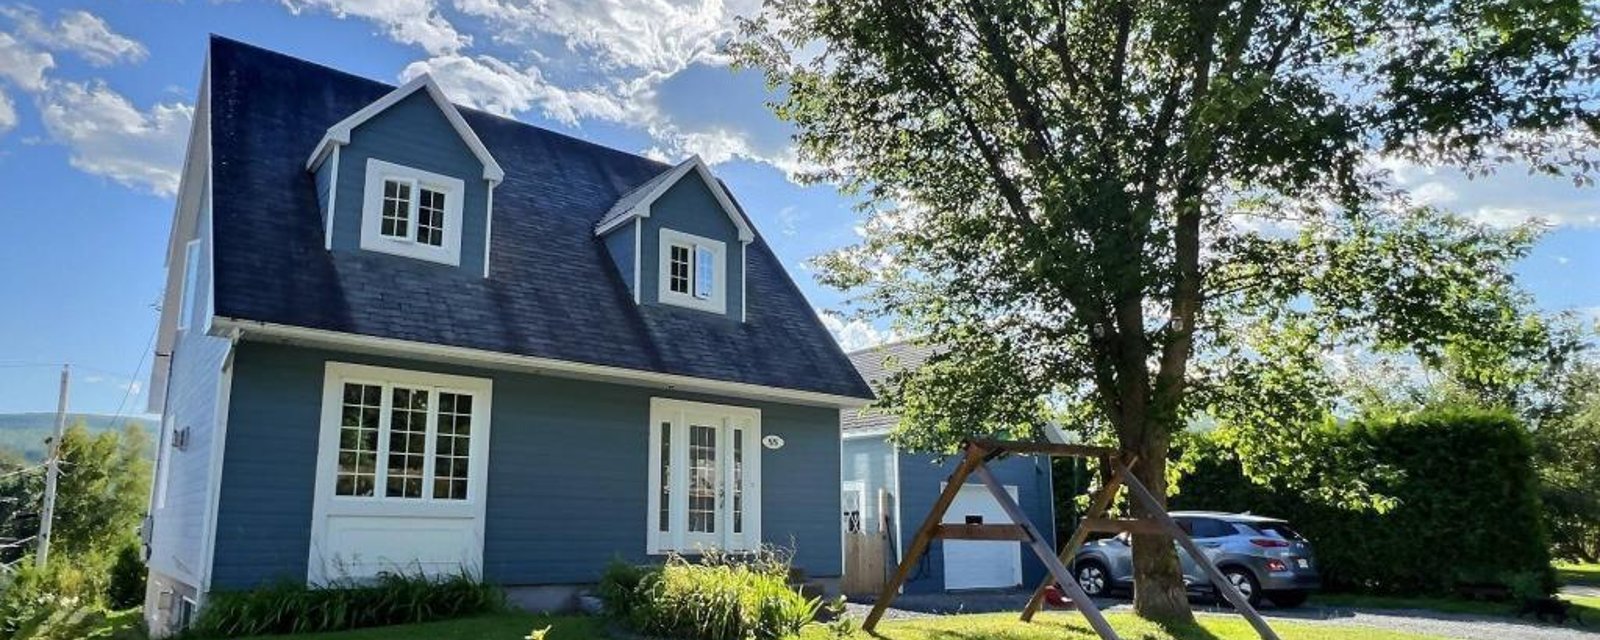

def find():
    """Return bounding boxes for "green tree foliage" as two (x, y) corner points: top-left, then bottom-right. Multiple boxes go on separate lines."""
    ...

(50, 423), (151, 558)
(1530, 361), (1600, 562)
(1178, 409), (1551, 595)
(737, 0), (1596, 621)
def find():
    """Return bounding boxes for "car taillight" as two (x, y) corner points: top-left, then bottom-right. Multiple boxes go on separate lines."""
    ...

(1250, 538), (1291, 548)
(1265, 559), (1287, 572)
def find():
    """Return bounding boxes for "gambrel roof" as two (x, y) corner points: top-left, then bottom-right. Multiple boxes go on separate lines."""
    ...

(205, 36), (872, 402)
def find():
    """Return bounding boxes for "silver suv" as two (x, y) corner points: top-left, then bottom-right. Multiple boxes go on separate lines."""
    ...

(1071, 511), (1320, 607)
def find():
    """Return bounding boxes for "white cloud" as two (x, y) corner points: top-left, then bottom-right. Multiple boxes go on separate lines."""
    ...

(402, 54), (630, 123)
(37, 81), (192, 196)
(1374, 153), (1600, 229)
(281, 0), (469, 55)
(818, 309), (900, 352)
(2, 5), (145, 67)
(452, 0), (756, 74)
(56, 10), (148, 66)
(0, 31), (53, 91)
(0, 86), (14, 134)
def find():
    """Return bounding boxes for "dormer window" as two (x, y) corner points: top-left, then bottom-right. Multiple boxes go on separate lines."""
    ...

(360, 159), (463, 265)
(659, 229), (725, 314)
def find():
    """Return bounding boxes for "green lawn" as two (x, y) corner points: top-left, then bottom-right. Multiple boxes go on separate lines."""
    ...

(238, 612), (1445, 640)
(1557, 562), (1600, 587)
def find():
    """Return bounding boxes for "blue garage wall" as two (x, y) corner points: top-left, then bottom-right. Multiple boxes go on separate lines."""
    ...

(209, 341), (843, 590)
(895, 452), (1055, 594)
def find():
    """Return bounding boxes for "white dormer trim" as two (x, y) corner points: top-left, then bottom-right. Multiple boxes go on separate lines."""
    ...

(593, 156), (755, 243)
(305, 74), (505, 184)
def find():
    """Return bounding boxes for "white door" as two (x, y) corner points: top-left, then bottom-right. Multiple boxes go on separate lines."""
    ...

(941, 483), (1022, 590)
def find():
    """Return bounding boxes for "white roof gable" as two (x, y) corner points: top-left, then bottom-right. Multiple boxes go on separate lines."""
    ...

(304, 74), (504, 183)
(593, 156), (755, 243)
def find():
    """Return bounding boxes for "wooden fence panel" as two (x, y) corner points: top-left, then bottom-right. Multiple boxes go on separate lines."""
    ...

(842, 532), (886, 596)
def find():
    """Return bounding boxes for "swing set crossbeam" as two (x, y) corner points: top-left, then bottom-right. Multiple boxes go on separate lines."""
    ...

(859, 439), (1281, 640)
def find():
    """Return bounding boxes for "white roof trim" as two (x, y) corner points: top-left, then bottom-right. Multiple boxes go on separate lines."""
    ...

(593, 156), (755, 242)
(211, 316), (872, 408)
(304, 74), (505, 184)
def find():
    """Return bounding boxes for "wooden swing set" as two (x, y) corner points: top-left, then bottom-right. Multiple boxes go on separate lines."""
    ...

(861, 439), (1281, 640)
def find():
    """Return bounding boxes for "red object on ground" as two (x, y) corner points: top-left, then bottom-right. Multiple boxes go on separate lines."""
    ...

(1043, 585), (1071, 607)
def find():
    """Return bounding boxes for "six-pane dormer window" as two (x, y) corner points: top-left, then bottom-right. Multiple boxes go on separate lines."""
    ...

(669, 245), (692, 295)
(361, 159), (464, 265)
(381, 180), (412, 238)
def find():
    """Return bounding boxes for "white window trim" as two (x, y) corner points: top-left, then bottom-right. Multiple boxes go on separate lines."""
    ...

(647, 398), (761, 555)
(179, 240), (201, 332)
(308, 362), (493, 584)
(359, 159), (465, 266)
(657, 228), (727, 314)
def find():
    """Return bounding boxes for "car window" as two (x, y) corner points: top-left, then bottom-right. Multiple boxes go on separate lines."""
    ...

(1244, 521), (1305, 541)
(1189, 518), (1235, 538)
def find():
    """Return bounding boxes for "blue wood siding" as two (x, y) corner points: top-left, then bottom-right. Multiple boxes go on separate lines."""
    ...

(313, 151), (334, 235)
(327, 91), (490, 275)
(841, 434), (896, 535)
(601, 221), (637, 295)
(896, 451), (1055, 594)
(147, 173), (231, 590)
(209, 342), (843, 590)
(638, 176), (744, 320)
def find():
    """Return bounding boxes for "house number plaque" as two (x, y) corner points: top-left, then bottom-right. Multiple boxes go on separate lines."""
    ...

(762, 435), (785, 450)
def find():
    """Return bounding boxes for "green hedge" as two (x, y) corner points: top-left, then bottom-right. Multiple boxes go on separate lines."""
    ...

(1176, 409), (1553, 596)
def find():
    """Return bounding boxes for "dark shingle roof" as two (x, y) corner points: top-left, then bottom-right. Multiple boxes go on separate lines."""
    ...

(841, 341), (935, 433)
(205, 36), (872, 401)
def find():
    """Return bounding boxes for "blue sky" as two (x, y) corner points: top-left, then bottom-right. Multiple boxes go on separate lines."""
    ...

(0, 1), (1595, 417)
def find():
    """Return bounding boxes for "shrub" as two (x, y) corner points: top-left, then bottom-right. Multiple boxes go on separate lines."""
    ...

(106, 542), (147, 610)
(0, 553), (120, 639)
(600, 548), (820, 640)
(1176, 408), (1553, 596)
(190, 571), (503, 637)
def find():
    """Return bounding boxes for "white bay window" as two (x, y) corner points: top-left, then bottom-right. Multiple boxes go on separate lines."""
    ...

(647, 398), (761, 554)
(310, 363), (492, 584)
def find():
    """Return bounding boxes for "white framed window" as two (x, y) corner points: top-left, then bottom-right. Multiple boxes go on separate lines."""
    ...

(309, 363), (493, 584)
(320, 367), (487, 502)
(179, 240), (201, 332)
(360, 159), (464, 265)
(647, 398), (761, 554)
(657, 229), (726, 314)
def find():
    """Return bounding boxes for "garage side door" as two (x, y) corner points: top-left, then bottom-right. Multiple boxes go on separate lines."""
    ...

(941, 483), (1022, 591)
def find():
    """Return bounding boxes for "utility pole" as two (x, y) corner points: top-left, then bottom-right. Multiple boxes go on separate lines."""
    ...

(37, 364), (68, 569)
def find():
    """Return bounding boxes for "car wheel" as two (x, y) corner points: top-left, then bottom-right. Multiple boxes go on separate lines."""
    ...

(1269, 590), (1310, 608)
(1074, 560), (1111, 597)
(1217, 567), (1262, 608)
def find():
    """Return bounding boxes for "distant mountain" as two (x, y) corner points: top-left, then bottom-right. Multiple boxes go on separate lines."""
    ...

(0, 413), (153, 463)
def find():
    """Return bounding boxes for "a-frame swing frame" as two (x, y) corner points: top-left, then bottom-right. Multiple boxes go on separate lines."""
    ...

(861, 439), (1281, 640)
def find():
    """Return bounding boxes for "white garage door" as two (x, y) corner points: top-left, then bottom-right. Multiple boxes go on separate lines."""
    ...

(941, 483), (1022, 590)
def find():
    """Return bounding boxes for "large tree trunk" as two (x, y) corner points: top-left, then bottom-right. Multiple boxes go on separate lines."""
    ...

(1123, 429), (1193, 622)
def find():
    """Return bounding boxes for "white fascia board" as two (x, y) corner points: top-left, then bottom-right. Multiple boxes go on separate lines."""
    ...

(592, 156), (755, 242)
(304, 74), (504, 184)
(151, 54), (215, 414)
(842, 428), (892, 440)
(210, 317), (873, 408)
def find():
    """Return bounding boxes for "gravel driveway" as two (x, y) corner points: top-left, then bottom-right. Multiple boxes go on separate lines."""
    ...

(843, 590), (1599, 640)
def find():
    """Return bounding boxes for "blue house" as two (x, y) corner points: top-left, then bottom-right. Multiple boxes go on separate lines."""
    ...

(841, 342), (1056, 593)
(141, 37), (872, 636)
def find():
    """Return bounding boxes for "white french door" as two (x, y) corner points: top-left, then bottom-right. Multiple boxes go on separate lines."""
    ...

(649, 399), (761, 554)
